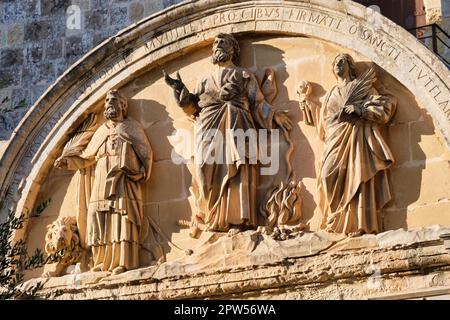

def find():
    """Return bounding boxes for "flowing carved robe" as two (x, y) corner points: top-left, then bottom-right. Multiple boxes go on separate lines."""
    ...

(192, 67), (275, 231)
(318, 83), (396, 234)
(68, 117), (152, 271)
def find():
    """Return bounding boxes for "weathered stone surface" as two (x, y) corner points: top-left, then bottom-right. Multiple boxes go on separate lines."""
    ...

(0, 49), (23, 67)
(24, 21), (50, 41)
(0, 68), (19, 89)
(129, 3), (144, 22)
(86, 9), (108, 30)
(25, 225), (450, 299)
(110, 7), (128, 26)
(40, 0), (71, 16)
(64, 36), (83, 58)
(7, 24), (24, 45)
(329, 225), (450, 252)
(46, 39), (63, 60)
(1, 0), (450, 301)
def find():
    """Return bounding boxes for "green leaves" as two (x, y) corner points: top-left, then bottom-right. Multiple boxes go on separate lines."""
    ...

(0, 198), (54, 299)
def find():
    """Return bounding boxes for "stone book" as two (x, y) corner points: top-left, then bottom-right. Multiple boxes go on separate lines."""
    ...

(119, 141), (141, 175)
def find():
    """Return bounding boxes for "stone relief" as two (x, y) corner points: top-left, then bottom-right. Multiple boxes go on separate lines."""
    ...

(44, 39), (400, 278)
(42, 216), (83, 278)
(54, 90), (162, 275)
(297, 80), (320, 128)
(164, 33), (299, 238)
(2, 0), (446, 300)
(312, 53), (397, 237)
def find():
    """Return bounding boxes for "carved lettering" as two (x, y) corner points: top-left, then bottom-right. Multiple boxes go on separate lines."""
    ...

(308, 12), (320, 24)
(283, 8), (341, 29)
(227, 10), (237, 21)
(298, 10), (307, 21)
(348, 26), (402, 61)
(417, 68), (428, 80)
(409, 63), (450, 119)
(429, 85), (441, 99)
(438, 100), (450, 112)
(409, 63), (418, 73)
(424, 77), (434, 88)
(256, 8), (264, 19)
(349, 24), (358, 34)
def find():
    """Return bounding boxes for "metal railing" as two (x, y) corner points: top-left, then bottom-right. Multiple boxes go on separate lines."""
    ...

(408, 23), (449, 68)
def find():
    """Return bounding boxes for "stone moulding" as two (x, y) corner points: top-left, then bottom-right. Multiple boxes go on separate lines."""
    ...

(0, 0), (449, 246)
(22, 226), (450, 299)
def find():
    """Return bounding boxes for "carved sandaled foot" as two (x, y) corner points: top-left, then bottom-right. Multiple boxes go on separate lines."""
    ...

(112, 266), (127, 275)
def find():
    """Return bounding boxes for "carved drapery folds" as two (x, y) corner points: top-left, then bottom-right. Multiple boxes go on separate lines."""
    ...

(306, 53), (397, 237)
(53, 90), (163, 275)
(165, 33), (303, 238)
(42, 38), (400, 278)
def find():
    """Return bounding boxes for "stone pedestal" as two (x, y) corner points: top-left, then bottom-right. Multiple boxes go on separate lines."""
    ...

(22, 225), (450, 300)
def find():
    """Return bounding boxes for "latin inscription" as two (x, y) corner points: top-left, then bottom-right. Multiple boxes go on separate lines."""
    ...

(409, 62), (450, 117)
(78, 5), (450, 123)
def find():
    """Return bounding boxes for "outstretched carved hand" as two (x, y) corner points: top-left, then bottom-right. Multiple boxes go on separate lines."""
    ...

(163, 70), (185, 101)
(274, 110), (293, 132)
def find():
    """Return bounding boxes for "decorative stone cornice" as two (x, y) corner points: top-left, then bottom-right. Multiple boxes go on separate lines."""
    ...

(0, 0), (449, 236)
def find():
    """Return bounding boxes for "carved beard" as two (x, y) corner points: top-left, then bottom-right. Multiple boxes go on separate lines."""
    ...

(104, 105), (119, 120)
(212, 48), (231, 64)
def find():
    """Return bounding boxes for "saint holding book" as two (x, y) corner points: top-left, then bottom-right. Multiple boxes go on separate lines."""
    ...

(55, 90), (158, 274)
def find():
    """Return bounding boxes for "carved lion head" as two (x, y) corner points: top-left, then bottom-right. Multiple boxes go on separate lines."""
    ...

(45, 216), (82, 266)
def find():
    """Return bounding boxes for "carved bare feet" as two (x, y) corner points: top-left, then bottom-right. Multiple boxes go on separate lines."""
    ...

(348, 230), (365, 238)
(227, 227), (241, 237)
(112, 266), (127, 275)
(91, 264), (103, 272)
(189, 217), (202, 239)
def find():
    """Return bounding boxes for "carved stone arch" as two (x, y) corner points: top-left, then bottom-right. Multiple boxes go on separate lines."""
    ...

(0, 0), (449, 235)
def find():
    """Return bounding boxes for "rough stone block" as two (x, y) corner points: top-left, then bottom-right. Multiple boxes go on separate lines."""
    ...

(129, 2), (144, 23)
(110, 6), (128, 26)
(64, 36), (83, 58)
(25, 44), (43, 64)
(0, 48), (23, 67)
(46, 39), (63, 60)
(41, 0), (71, 16)
(7, 24), (24, 45)
(85, 9), (108, 30)
(0, 67), (20, 89)
(24, 21), (50, 41)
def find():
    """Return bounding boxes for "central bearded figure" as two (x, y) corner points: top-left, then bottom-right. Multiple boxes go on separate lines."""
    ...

(165, 33), (293, 235)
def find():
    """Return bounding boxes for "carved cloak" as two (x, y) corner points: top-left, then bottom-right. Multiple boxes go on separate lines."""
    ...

(74, 117), (152, 248)
(192, 67), (275, 231)
(318, 83), (397, 234)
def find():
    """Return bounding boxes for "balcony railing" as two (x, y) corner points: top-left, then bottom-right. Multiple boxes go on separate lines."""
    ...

(408, 23), (449, 68)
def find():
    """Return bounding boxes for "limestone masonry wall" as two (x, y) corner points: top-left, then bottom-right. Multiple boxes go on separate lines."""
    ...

(0, 0), (183, 140)
(1, 1), (448, 141)
(25, 36), (450, 278)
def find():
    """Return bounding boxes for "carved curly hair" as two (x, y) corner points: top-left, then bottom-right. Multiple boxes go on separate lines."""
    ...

(214, 33), (240, 65)
(45, 216), (82, 267)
